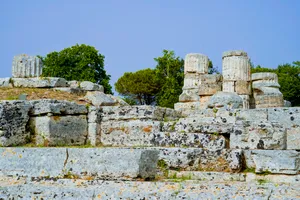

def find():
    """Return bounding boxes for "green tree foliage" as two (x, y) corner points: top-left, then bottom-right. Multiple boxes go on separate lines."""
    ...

(251, 62), (300, 106)
(154, 50), (184, 108)
(208, 60), (219, 74)
(41, 44), (113, 94)
(115, 68), (160, 105)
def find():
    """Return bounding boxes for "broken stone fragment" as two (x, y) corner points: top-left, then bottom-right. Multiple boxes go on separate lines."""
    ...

(84, 91), (117, 106)
(207, 91), (243, 109)
(80, 81), (104, 92)
(11, 77), (68, 88)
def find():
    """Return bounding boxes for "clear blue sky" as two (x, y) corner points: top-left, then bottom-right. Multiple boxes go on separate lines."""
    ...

(1, 1), (299, 91)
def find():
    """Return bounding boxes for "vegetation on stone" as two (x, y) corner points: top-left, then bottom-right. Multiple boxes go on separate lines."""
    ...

(41, 44), (113, 94)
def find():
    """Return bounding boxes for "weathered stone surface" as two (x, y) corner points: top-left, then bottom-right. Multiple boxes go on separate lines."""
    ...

(236, 108), (268, 121)
(53, 87), (86, 95)
(0, 78), (11, 88)
(179, 89), (200, 102)
(252, 80), (280, 89)
(174, 117), (234, 134)
(284, 100), (292, 107)
(84, 91), (117, 106)
(29, 99), (87, 115)
(287, 127), (300, 150)
(107, 95), (130, 106)
(0, 101), (31, 146)
(80, 81), (104, 92)
(207, 92), (243, 109)
(235, 80), (251, 95)
(239, 94), (250, 109)
(154, 148), (242, 172)
(182, 73), (199, 89)
(244, 150), (300, 174)
(174, 102), (201, 116)
(12, 54), (43, 78)
(184, 53), (209, 74)
(198, 83), (222, 95)
(0, 179), (299, 200)
(231, 121), (286, 150)
(88, 122), (101, 146)
(100, 105), (181, 122)
(12, 77), (68, 88)
(168, 171), (246, 182)
(68, 80), (80, 88)
(222, 50), (250, 81)
(29, 115), (88, 146)
(199, 96), (211, 108)
(246, 173), (300, 184)
(251, 72), (278, 81)
(199, 74), (222, 84)
(0, 148), (159, 180)
(268, 107), (300, 129)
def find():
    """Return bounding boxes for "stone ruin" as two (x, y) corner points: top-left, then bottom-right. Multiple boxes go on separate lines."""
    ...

(0, 52), (299, 199)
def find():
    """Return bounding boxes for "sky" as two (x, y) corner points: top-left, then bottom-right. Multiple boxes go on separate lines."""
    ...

(1, 0), (300, 92)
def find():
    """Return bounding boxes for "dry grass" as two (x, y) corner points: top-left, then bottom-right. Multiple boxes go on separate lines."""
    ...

(0, 88), (87, 104)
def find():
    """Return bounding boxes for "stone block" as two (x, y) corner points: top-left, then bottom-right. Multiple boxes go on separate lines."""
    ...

(0, 148), (159, 180)
(0, 101), (31, 146)
(84, 91), (117, 106)
(253, 87), (284, 108)
(222, 80), (235, 93)
(184, 53), (209, 74)
(29, 99), (87, 115)
(287, 127), (300, 150)
(236, 108), (268, 121)
(222, 50), (248, 58)
(80, 81), (104, 92)
(231, 121), (286, 150)
(236, 80), (251, 95)
(199, 74), (222, 84)
(53, 87), (86, 95)
(29, 115), (88, 146)
(251, 72), (278, 81)
(100, 105), (180, 122)
(252, 80), (280, 89)
(12, 77), (68, 88)
(182, 73), (199, 89)
(199, 96), (211, 109)
(207, 92), (243, 109)
(284, 100), (292, 107)
(107, 95), (130, 106)
(0, 78), (11, 88)
(68, 80), (80, 88)
(198, 83), (222, 96)
(87, 122), (101, 146)
(174, 102), (201, 116)
(12, 54), (43, 78)
(179, 89), (200, 102)
(243, 150), (300, 174)
(175, 117), (234, 134)
(268, 107), (300, 129)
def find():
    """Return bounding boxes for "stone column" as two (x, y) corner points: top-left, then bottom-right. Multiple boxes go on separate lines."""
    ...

(222, 50), (251, 108)
(12, 54), (43, 78)
(251, 72), (284, 108)
(175, 53), (209, 115)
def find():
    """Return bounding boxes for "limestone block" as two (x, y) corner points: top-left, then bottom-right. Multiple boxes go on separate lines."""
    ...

(68, 80), (80, 88)
(268, 107), (300, 129)
(252, 80), (280, 89)
(199, 74), (222, 84)
(88, 122), (101, 146)
(1, 180), (300, 200)
(84, 91), (117, 106)
(179, 89), (200, 102)
(287, 127), (300, 150)
(236, 108), (268, 121)
(0, 148), (159, 180)
(29, 115), (88, 146)
(246, 173), (300, 184)
(174, 102), (201, 116)
(12, 77), (68, 88)
(222, 50), (250, 81)
(53, 87), (86, 95)
(183, 73), (199, 89)
(243, 150), (300, 174)
(174, 117), (234, 134)
(253, 87), (284, 108)
(168, 171), (246, 182)
(207, 92), (243, 109)
(222, 80), (235, 93)
(107, 95), (130, 106)
(236, 80), (251, 95)
(29, 99), (87, 115)
(198, 83), (222, 96)
(80, 81), (104, 92)
(12, 55), (43, 78)
(184, 53), (209, 74)
(231, 121), (286, 150)
(0, 78), (11, 88)
(251, 72), (278, 81)
(0, 101), (31, 146)
(100, 105), (180, 122)
(87, 106), (101, 123)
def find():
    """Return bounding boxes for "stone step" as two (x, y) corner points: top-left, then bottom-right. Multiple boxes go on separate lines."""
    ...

(0, 178), (299, 199)
(0, 148), (158, 180)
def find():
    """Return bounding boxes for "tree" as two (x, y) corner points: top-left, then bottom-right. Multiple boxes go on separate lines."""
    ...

(115, 68), (160, 105)
(41, 44), (112, 94)
(154, 50), (184, 108)
(208, 60), (219, 74)
(251, 62), (300, 106)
